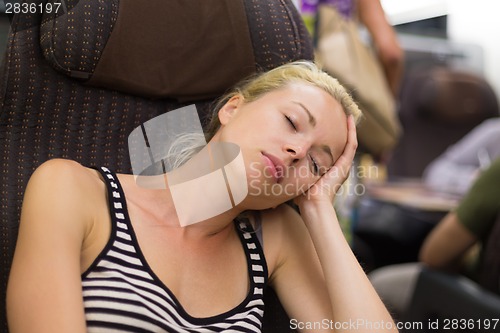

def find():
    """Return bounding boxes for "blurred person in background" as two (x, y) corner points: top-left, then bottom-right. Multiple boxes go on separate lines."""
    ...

(298, 0), (404, 98)
(423, 117), (500, 196)
(369, 157), (500, 319)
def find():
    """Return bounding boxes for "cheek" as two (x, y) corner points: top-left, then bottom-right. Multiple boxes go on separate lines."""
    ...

(245, 159), (263, 184)
(328, 134), (348, 165)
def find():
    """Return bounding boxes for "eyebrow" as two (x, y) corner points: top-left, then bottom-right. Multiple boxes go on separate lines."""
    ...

(293, 101), (316, 127)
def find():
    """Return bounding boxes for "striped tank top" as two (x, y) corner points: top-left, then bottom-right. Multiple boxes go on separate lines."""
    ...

(82, 167), (268, 332)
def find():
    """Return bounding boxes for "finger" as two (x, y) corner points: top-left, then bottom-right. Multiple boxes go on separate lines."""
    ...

(330, 115), (358, 176)
(344, 114), (358, 161)
(313, 115), (358, 188)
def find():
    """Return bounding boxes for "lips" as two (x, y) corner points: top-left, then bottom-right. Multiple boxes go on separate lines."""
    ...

(262, 153), (285, 183)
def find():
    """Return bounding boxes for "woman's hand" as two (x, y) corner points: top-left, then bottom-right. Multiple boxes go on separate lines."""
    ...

(277, 116), (397, 333)
(295, 115), (358, 207)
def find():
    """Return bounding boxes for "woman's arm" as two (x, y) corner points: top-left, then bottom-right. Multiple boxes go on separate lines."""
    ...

(419, 212), (478, 272)
(271, 116), (396, 332)
(357, 0), (404, 97)
(7, 159), (93, 333)
(421, 158), (500, 271)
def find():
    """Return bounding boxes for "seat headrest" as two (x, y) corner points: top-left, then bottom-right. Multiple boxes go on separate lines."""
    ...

(402, 67), (499, 125)
(40, 0), (256, 102)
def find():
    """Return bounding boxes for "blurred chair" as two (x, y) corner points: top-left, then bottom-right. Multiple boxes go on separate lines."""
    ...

(403, 213), (500, 333)
(0, 0), (312, 331)
(388, 66), (499, 179)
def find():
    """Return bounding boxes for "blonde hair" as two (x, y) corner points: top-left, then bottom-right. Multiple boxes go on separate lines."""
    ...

(205, 60), (362, 140)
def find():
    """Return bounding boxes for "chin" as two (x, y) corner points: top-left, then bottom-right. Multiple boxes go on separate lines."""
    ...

(241, 188), (293, 211)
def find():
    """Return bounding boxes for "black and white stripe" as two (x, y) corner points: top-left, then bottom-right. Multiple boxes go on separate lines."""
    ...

(82, 167), (268, 332)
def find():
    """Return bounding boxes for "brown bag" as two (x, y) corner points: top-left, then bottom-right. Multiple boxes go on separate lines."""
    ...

(315, 5), (402, 157)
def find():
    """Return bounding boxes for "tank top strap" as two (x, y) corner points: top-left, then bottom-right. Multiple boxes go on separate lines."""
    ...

(94, 166), (133, 232)
(234, 217), (268, 292)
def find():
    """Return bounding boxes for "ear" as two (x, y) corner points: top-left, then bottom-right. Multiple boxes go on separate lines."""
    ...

(218, 95), (243, 125)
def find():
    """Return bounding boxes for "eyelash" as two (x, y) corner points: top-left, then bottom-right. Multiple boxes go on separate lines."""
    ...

(310, 155), (320, 175)
(285, 115), (321, 175)
(285, 115), (297, 131)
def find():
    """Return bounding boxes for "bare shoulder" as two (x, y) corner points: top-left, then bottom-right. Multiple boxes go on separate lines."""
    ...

(31, 158), (97, 183)
(23, 159), (106, 225)
(28, 158), (103, 195)
(260, 204), (314, 278)
(261, 204), (310, 242)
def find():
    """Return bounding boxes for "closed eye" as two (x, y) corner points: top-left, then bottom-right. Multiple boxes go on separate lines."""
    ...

(309, 154), (320, 176)
(285, 115), (297, 131)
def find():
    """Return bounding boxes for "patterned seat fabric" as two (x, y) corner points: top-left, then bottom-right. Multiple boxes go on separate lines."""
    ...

(0, 0), (313, 331)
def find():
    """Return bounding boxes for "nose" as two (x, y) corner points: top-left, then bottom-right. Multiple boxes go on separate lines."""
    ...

(284, 143), (306, 162)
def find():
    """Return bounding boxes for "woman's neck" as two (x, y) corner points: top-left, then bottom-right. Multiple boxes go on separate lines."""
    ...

(128, 182), (247, 240)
